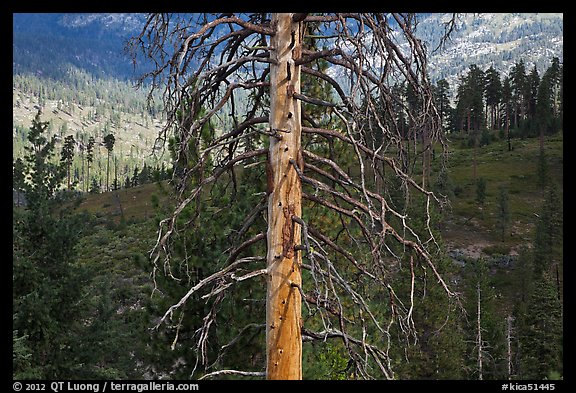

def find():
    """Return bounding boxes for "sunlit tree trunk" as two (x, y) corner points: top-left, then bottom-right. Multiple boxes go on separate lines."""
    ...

(477, 283), (483, 380)
(266, 12), (303, 380)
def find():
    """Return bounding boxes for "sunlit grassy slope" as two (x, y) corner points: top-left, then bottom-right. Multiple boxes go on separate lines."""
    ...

(439, 132), (563, 255)
(75, 132), (562, 259)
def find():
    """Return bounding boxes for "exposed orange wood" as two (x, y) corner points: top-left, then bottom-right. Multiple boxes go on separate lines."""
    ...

(266, 12), (303, 380)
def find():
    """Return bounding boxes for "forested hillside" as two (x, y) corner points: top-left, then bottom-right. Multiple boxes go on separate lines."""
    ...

(13, 68), (167, 193)
(13, 116), (563, 380)
(419, 13), (563, 85)
(13, 13), (563, 382)
(13, 13), (145, 80)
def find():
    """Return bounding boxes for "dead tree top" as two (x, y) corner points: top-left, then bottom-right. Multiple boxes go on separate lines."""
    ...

(128, 12), (457, 380)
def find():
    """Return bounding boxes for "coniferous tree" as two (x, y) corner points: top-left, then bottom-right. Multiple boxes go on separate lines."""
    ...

(89, 177), (100, 194)
(455, 65), (485, 180)
(510, 60), (528, 131)
(103, 133), (116, 192)
(454, 76), (469, 133)
(112, 156), (120, 191)
(138, 163), (150, 185)
(533, 184), (563, 277)
(390, 204), (466, 379)
(513, 181), (563, 380)
(458, 64), (486, 132)
(60, 134), (76, 190)
(462, 258), (507, 379)
(501, 77), (513, 151)
(518, 276), (562, 379)
(111, 177), (121, 191)
(547, 57), (562, 123)
(536, 58), (563, 139)
(86, 136), (95, 193)
(434, 79), (452, 132)
(484, 66), (501, 130)
(13, 112), (88, 379)
(13, 158), (26, 206)
(536, 71), (553, 141)
(526, 65), (540, 126)
(131, 166), (139, 187)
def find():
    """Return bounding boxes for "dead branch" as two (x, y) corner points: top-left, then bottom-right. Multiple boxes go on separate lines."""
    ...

(199, 369), (266, 380)
(131, 12), (456, 380)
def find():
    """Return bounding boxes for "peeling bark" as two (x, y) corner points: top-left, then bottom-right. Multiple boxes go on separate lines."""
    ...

(266, 13), (303, 380)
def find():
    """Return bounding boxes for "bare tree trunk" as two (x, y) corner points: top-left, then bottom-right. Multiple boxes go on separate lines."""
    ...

(477, 283), (483, 380)
(266, 13), (303, 380)
(421, 130), (430, 189)
(106, 153), (110, 192)
(81, 152), (85, 193)
(555, 263), (561, 302)
(506, 105), (511, 152)
(506, 315), (514, 379)
(473, 132), (478, 181)
(421, 135), (426, 189)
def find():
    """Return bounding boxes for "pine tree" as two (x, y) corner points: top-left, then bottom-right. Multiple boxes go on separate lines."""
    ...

(131, 166), (139, 187)
(518, 276), (562, 379)
(533, 184), (563, 277)
(60, 134), (76, 190)
(536, 58), (563, 139)
(510, 60), (528, 130)
(89, 177), (100, 194)
(547, 57), (562, 123)
(484, 66), (502, 130)
(462, 64), (486, 131)
(138, 162), (150, 185)
(455, 65), (485, 180)
(462, 258), (507, 379)
(13, 112), (88, 379)
(501, 77), (513, 151)
(513, 181), (563, 380)
(103, 133), (116, 192)
(526, 65), (540, 128)
(13, 158), (26, 206)
(86, 136), (95, 193)
(433, 79), (452, 132)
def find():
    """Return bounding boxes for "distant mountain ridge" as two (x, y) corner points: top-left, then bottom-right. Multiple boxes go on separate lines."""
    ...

(13, 13), (563, 85)
(417, 13), (563, 83)
(13, 13), (147, 80)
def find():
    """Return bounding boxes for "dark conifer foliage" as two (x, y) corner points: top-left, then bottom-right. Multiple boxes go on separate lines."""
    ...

(13, 113), (89, 379)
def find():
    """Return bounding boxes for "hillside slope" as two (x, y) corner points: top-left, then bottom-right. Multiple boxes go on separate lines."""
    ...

(419, 13), (563, 83)
(440, 133), (563, 260)
(75, 132), (563, 264)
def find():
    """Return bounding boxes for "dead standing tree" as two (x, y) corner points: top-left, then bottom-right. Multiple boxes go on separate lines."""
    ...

(129, 12), (456, 380)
